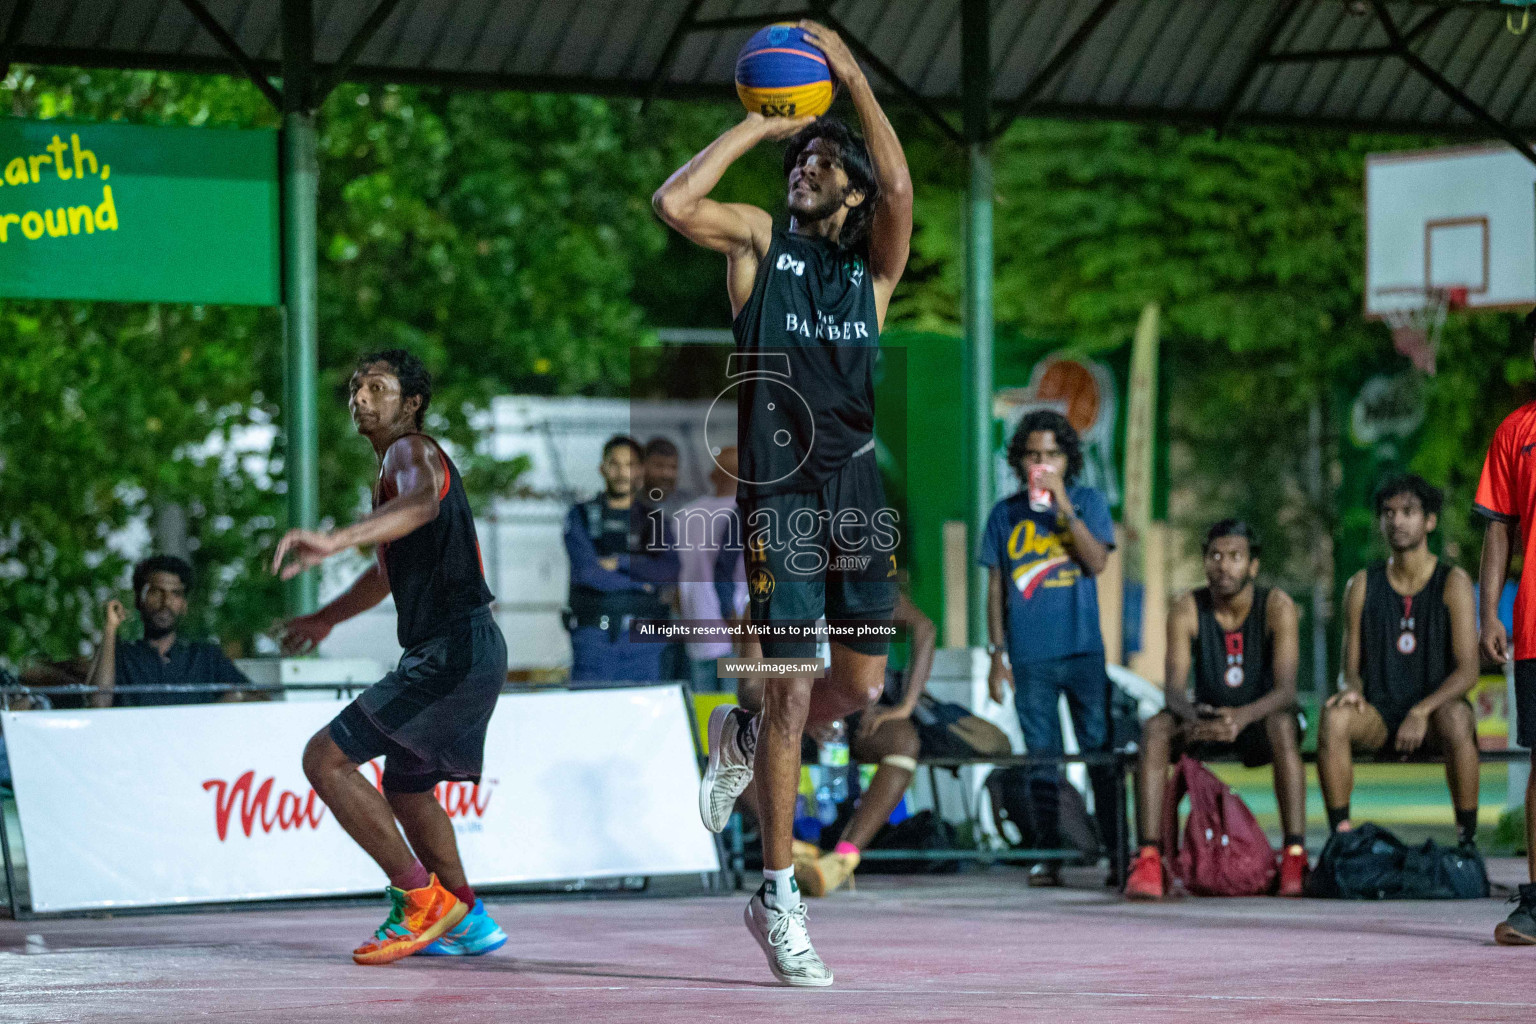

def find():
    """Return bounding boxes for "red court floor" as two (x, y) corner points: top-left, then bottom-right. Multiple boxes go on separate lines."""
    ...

(3, 864), (1535, 1023)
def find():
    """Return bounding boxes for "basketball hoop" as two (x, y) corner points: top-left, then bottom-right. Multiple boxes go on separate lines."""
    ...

(1375, 286), (1468, 376)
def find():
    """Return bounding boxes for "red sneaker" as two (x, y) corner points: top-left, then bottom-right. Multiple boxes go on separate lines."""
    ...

(1123, 846), (1164, 900)
(1278, 845), (1308, 897)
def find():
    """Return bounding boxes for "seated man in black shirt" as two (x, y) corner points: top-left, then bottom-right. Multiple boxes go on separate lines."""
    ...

(85, 555), (249, 707)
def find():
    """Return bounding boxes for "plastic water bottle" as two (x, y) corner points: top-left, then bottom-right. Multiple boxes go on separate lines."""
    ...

(818, 719), (850, 806)
(811, 765), (837, 825)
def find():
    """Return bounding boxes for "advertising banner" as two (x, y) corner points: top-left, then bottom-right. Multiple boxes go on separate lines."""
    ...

(0, 118), (279, 305)
(3, 686), (718, 912)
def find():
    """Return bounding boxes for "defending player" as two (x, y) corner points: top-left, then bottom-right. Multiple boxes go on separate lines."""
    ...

(274, 350), (508, 964)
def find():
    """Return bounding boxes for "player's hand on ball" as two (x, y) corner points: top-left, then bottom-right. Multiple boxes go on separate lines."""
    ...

(798, 20), (860, 84)
(276, 613), (332, 656)
(271, 529), (340, 580)
(747, 111), (816, 140)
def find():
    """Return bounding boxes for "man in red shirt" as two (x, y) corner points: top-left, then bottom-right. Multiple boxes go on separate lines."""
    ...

(1475, 308), (1536, 945)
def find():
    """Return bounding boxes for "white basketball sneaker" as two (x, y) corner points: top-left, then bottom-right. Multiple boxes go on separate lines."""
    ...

(744, 885), (834, 987)
(699, 705), (757, 833)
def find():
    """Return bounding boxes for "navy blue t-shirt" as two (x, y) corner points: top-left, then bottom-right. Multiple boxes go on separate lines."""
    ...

(112, 638), (249, 707)
(978, 486), (1116, 666)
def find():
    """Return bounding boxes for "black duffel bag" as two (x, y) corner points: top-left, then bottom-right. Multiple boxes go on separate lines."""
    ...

(1307, 822), (1489, 899)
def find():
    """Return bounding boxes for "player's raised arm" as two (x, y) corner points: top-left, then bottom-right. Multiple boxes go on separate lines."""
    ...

(653, 115), (811, 311)
(800, 20), (912, 311)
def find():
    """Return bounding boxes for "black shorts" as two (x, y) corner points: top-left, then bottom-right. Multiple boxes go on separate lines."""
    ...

(1516, 660), (1536, 749)
(329, 608), (507, 793)
(1186, 710), (1306, 769)
(741, 443), (897, 659)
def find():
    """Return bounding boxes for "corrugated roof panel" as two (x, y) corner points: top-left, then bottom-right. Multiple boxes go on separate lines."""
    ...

(1289, 5), (1379, 121)
(411, 0), (495, 72)
(461, 0), (527, 73)
(1076, 0), (1163, 109)
(990, 0), (1054, 99)
(1109, 0), (1187, 109)
(903, 0), (959, 97)
(8, 0), (1536, 139)
(1152, 0), (1244, 111)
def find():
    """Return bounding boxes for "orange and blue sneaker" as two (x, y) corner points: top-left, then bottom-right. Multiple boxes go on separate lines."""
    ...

(416, 899), (508, 956)
(352, 874), (466, 966)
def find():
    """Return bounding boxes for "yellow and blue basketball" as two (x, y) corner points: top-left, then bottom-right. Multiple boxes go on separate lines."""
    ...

(735, 23), (834, 119)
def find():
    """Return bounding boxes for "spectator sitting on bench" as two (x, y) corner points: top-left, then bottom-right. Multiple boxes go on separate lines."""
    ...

(1318, 474), (1480, 849)
(1124, 519), (1307, 900)
(794, 588), (938, 897)
(84, 555), (249, 708)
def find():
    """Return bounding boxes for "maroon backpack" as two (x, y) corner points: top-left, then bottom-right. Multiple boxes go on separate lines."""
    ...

(1159, 755), (1275, 896)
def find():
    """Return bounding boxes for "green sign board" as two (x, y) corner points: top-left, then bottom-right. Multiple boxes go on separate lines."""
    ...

(0, 119), (279, 306)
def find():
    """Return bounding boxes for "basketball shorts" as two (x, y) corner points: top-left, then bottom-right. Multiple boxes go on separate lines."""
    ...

(1516, 660), (1536, 750)
(329, 607), (507, 793)
(741, 442), (897, 659)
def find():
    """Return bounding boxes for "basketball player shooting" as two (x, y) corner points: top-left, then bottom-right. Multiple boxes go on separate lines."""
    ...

(652, 20), (911, 987)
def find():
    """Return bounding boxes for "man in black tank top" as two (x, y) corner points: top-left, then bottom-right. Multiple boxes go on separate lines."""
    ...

(273, 350), (506, 965)
(654, 21), (911, 987)
(1318, 475), (1480, 846)
(1124, 520), (1308, 900)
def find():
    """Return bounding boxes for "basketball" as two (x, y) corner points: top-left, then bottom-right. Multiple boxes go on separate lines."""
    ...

(735, 23), (834, 119)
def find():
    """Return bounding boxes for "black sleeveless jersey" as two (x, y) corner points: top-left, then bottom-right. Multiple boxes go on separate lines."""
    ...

(731, 228), (881, 498)
(375, 435), (494, 648)
(1192, 586), (1273, 709)
(1361, 561), (1453, 732)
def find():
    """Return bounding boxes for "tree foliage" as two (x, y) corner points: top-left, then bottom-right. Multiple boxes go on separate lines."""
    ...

(896, 118), (1532, 594)
(0, 66), (731, 665)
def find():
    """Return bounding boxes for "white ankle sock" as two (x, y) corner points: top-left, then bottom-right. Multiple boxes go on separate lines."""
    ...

(762, 866), (799, 910)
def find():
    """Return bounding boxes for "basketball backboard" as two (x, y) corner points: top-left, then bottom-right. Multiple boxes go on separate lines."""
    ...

(1365, 144), (1536, 318)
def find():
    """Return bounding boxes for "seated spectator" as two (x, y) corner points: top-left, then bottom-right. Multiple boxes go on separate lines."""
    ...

(796, 588), (937, 897)
(564, 436), (681, 682)
(675, 446), (747, 692)
(1125, 520), (1308, 900)
(1318, 475), (1481, 847)
(85, 555), (249, 707)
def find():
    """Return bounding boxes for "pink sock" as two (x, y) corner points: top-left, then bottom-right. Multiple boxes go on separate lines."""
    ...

(450, 884), (476, 907)
(389, 860), (431, 891)
(834, 841), (860, 857)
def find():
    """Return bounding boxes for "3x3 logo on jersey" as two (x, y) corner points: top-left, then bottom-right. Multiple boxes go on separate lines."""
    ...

(776, 252), (806, 276)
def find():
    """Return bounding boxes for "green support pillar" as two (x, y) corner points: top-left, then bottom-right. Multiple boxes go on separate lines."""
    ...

(281, 0), (319, 616)
(962, 0), (994, 646)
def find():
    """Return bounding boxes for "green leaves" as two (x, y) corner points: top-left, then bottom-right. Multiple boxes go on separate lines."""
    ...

(0, 69), (716, 665)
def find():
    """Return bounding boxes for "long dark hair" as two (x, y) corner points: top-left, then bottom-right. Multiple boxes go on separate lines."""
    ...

(1007, 410), (1084, 485)
(783, 117), (878, 258)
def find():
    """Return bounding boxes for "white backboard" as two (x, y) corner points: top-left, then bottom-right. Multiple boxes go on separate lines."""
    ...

(1365, 144), (1536, 317)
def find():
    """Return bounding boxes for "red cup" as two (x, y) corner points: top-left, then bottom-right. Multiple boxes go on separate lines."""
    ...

(1028, 464), (1053, 512)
